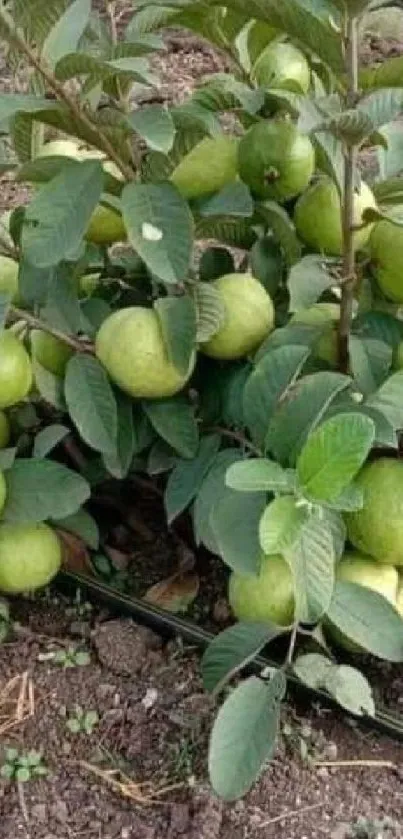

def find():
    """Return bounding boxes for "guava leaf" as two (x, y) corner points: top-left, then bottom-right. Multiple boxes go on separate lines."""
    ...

(43, 270), (83, 335)
(296, 412), (375, 503)
(192, 281), (226, 343)
(193, 449), (242, 552)
(33, 424), (69, 459)
(256, 200), (301, 265)
(243, 345), (309, 447)
(0, 292), (10, 330)
(127, 105), (175, 153)
(284, 511), (336, 623)
(324, 665), (375, 717)
(122, 182), (193, 284)
(165, 434), (221, 524)
(288, 255), (337, 312)
(52, 509), (99, 549)
(32, 359), (65, 411)
(366, 370), (403, 431)
(199, 246), (234, 282)
(65, 355), (118, 456)
(327, 581), (403, 661)
(202, 622), (286, 694)
(349, 335), (392, 397)
(143, 396), (199, 458)
(2, 458), (90, 522)
(293, 653), (333, 690)
(208, 672), (286, 801)
(196, 182), (254, 218)
(154, 295), (196, 376)
(267, 371), (351, 467)
(103, 392), (135, 479)
(210, 490), (267, 574)
(259, 495), (307, 555)
(42, 0), (91, 69)
(225, 458), (294, 493)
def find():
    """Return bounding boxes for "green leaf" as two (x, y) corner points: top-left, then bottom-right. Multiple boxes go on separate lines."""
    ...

(199, 246), (234, 282)
(293, 652), (333, 690)
(165, 434), (220, 524)
(314, 130), (344, 194)
(259, 495), (307, 555)
(122, 182), (193, 284)
(327, 581), (403, 661)
(18, 259), (55, 307)
(210, 490), (267, 573)
(42, 0), (91, 69)
(296, 413), (375, 503)
(285, 512), (336, 623)
(366, 370), (403, 431)
(192, 281), (226, 343)
(0, 448), (17, 471)
(154, 295), (196, 376)
(22, 161), (103, 268)
(43, 269), (82, 334)
(358, 88), (403, 134)
(143, 396), (198, 458)
(33, 423), (69, 458)
(243, 345), (309, 447)
(225, 458), (294, 493)
(377, 122), (403, 180)
(202, 622), (285, 694)
(32, 359), (65, 410)
(65, 355), (118, 456)
(194, 449), (242, 552)
(2, 458), (90, 522)
(52, 508), (99, 548)
(267, 372), (351, 466)
(0, 93), (55, 125)
(250, 237), (283, 298)
(196, 182), (253, 218)
(127, 105), (175, 153)
(324, 665), (375, 716)
(256, 200), (301, 266)
(349, 334), (392, 396)
(288, 255), (337, 312)
(102, 392), (135, 479)
(208, 671), (286, 801)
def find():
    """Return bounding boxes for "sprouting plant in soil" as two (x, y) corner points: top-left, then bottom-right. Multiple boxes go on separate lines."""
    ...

(1, 748), (48, 783)
(66, 706), (99, 735)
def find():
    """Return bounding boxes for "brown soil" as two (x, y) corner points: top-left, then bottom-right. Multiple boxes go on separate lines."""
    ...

(0, 602), (402, 839)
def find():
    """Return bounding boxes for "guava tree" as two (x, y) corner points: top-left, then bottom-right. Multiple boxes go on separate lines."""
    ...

(1, 0), (403, 802)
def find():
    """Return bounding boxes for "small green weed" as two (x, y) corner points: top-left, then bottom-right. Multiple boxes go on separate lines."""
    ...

(45, 647), (91, 668)
(1, 749), (48, 782)
(347, 816), (400, 838)
(66, 706), (99, 735)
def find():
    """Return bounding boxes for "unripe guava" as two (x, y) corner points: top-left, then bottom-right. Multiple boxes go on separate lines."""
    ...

(0, 255), (19, 302)
(0, 330), (32, 408)
(170, 136), (239, 200)
(326, 551), (400, 653)
(370, 209), (403, 303)
(200, 273), (274, 360)
(252, 40), (310, 93)
(0, 410), (10, 448)
(95, 306), (195, 399)
(30, 330), (73, 377)
(0, 522), (62, 593)
(229, 553), (295, 626)
(294, 176), (376, 256)
(238, 120), (315, 202)
(291, 302), (340, 365)
(346, 458), (403, 566)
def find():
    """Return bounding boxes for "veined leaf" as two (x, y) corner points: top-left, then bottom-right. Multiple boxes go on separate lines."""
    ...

(65, 355), (118, 456)
(288, 255), (338, 312)
(154, 295), (197, 376)
(327, 581), (403, 661)
(202, 622), (286, 694)
(226, 458), (294, 493)
(210, 490), (267, 574)
(193, 449), (242, 552)
(143, 396), (199, 458)
(165, 434), (221, 524)
(2, 458), (90, 522)
(41, 0), (91, 69)
(285, 512), (336, 623)
(126, 105), (175, 153)
(259, 495), (307, 555)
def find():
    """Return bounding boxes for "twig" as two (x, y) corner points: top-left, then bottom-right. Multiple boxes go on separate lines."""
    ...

(17, 781), (30, 828)
(9, 306), (94, 354)
(285, 622), (299, 667)
(258, 802), (322, 828)
(313, 759), (395, 769)
(207, 426), (262, 457)
(0, 5), (134, 182)
(338, 12), (359, 373)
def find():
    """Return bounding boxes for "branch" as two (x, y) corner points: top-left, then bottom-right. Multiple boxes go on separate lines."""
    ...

(207, 426), (262, 457)
(338, 13), (359, 374)
(0, 5), (134, 182)
(9, 306), (94, 354)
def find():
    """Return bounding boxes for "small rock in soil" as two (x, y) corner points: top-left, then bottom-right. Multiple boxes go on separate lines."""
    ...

(92, 619), (162, 675)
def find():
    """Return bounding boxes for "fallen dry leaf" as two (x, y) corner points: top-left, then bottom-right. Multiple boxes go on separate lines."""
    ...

(144, 572), (199, 613)
(57, 529), (94, 576)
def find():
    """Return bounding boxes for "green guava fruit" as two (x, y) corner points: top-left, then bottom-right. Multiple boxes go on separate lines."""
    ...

(170, 135), (239, 200)
(37, 141), (126, 244)
(95, 306), (195, 399)
(238, 120), (315, 202)
(0, 410), (10, 448)
(0, 522), (62, 593)
(252, 39), (310, 93)
(200, 273), (274, 360)
(228, 552), (295, 626)
(346, 458), (403, 566)
(326, 550), (400, 653)
(294, 176), (377, 256)
(0, 255), (19, 302)
(291, 302), (340, 365)
(0, 330), (32, 408)
(30, 330), (73, 377)
(369, 209), (403, 303)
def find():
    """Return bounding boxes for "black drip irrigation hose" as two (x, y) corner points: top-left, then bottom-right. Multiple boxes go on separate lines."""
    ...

(58, 571), (403, 744)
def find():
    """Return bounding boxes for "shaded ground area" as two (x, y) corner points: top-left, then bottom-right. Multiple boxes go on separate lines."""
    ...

(0, 602), (402, 839)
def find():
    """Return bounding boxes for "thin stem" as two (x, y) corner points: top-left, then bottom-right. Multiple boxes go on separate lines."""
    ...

(0, 5), (134, 182)
(9, 306), (94, 354)
(285, 622), (298, 668)
(207, 426), (262, 457)
(338, 13), (359, 374)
